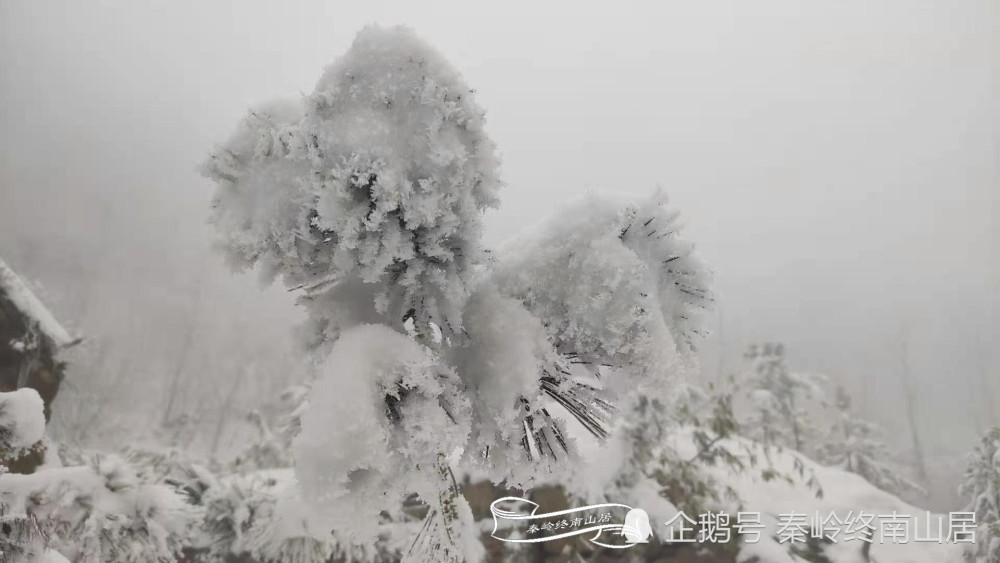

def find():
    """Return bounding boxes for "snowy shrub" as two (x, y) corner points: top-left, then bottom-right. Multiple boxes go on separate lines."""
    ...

(190, 466), (434, 563)
(742, 343), (826, 452)
(107, 448), (355, 563)
(0, 452), (202, 562)
(960, 427), (1000, 563)
(603, 377), (794, 515)
(558, 378), (819, 563)
(615, 391), (741, 517)
(816, 386), (924, 498)
(194, 469), (347, 563)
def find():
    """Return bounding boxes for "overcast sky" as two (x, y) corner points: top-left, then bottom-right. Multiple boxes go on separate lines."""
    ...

(1, 0), (996, 505)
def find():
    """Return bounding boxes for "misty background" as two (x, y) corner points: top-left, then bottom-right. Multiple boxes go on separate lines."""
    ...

(1, 0), (996, 510)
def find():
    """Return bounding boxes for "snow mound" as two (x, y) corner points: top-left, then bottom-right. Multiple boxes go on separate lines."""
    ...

(0, 388), (46, 458)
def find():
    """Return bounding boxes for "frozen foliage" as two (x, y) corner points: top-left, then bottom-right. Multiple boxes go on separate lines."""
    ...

(492, 190), (712, 389)
(605, 391), (742, 518)
(233, 384), (310, 471)
(561, 378), (968, 563)
(817, 387), (924, 498)
(577, 425), (961, 563)
(195, 469), (344, 563)
(207, 25), (712, 562)
(565, 377), (818, 561)
(397, 467), (483, 563)
(189, 464), (445, 563)
(743, 343), (826, 452)
(285, 188), (714, 537)
(960, 427), (1000, 563)
(471, 190), (712, 483)
(293, 324), (472, 547)
(447, 284), (579, 486)
(0, 452), (202, 562)
(202, 25), (502, 343)
(104, 448), (388, 563)
(0, 389), (46, 460)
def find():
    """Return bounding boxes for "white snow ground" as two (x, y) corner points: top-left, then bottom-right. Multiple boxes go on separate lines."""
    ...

(712, 435), (963, 563)
(572, 426), (966, 563)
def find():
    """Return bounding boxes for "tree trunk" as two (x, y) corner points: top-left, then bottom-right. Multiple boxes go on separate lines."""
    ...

(898, 332), (928, 484)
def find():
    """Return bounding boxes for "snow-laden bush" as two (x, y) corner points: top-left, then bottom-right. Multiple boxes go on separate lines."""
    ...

(0, 451), (202, 562)
(817, 386), (924, 498)
(960, 427), (1000, 563)
(195, 469), (354, 563)
(204, 25), (712, 562)
(742, 343), (826, 452)
(0, 391), (202, 563)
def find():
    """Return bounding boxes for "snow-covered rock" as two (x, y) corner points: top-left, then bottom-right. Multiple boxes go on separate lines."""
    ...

(0, 388), (46, 458)
(0, 256), (74, 348)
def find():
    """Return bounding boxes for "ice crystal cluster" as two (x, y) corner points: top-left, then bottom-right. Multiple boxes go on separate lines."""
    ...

(203, 25), (501, 342)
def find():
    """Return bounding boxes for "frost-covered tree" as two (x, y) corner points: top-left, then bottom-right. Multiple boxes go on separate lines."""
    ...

(202, 26), (505, 561)
(203, 25), (713, 563)
(816, 386), (924, 498)
(960, 427), (1000, 563)
(742, 343), (825, 452)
